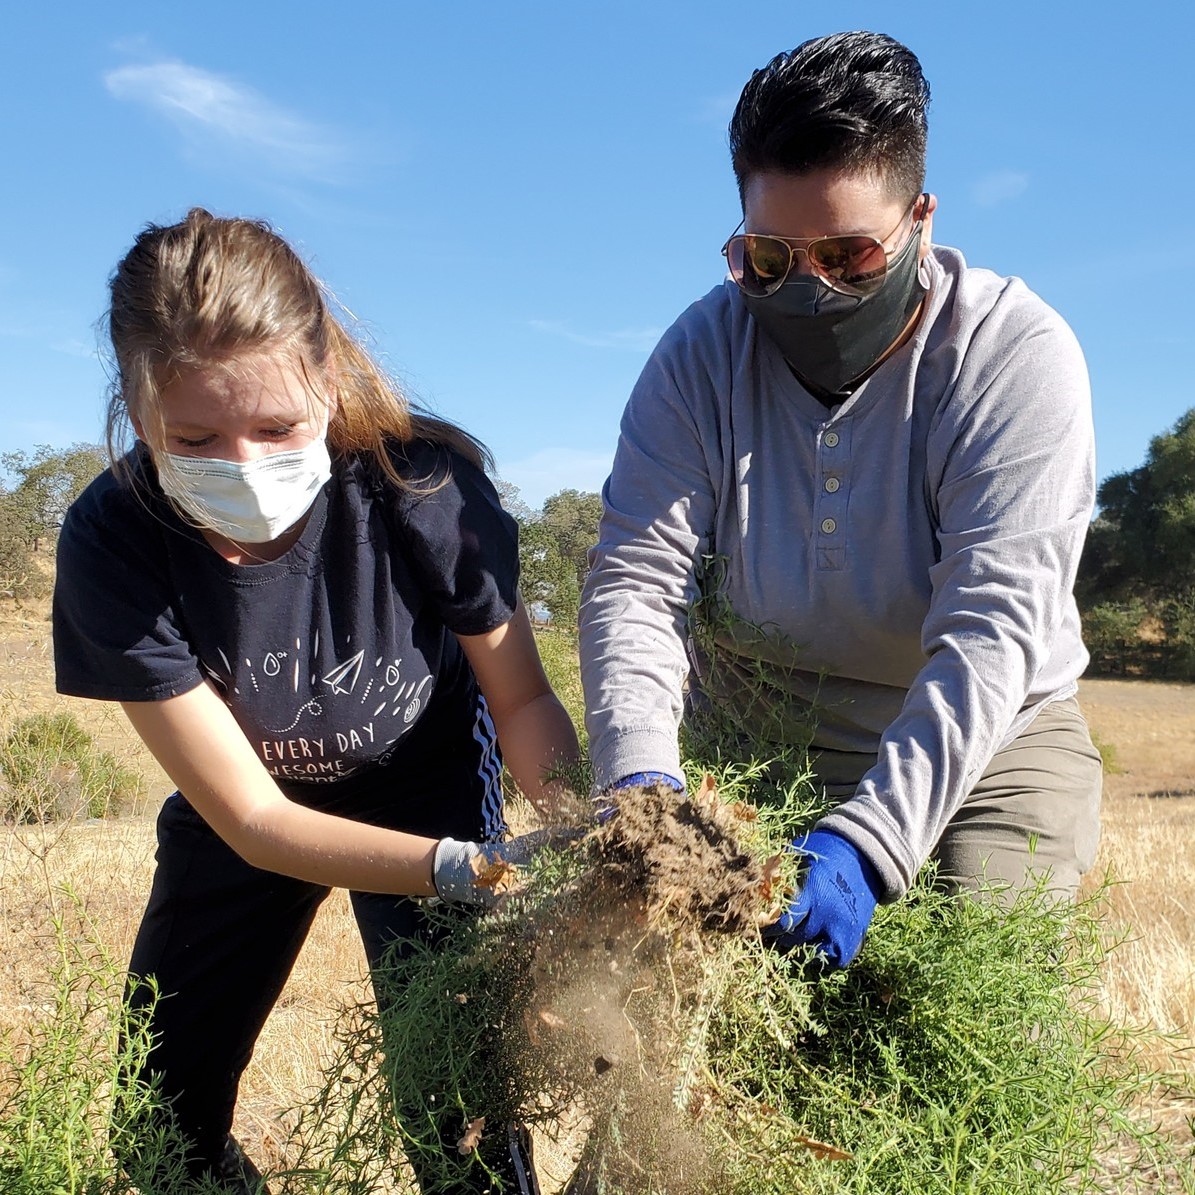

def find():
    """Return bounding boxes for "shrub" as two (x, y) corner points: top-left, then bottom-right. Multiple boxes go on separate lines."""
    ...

(0, 712), (144, 823)
(0, 909), (196, 1194)
(1160, 589), (1195, 679)
(0, 493), (48, 601)
(1089, 727), (1124, 774)
(282, 750), (1194, 1194)
(1081, 599), (1148, 675)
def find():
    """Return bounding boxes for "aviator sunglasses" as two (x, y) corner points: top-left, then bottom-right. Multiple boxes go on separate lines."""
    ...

(722, 193), (929, 299)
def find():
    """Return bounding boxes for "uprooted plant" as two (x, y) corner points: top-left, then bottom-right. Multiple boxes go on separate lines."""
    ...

(279, 751), (1195, 1194)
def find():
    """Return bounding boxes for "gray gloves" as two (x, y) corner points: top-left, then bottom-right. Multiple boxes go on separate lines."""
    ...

(432, 829), (562, 908)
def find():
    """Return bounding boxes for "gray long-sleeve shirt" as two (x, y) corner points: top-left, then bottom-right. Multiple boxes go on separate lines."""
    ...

(578, 246), (1095, 900)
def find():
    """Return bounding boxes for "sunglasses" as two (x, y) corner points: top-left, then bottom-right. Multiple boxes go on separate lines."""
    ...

(722, 193), (929, 299)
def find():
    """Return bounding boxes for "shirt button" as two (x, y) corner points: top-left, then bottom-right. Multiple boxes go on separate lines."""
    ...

(824, 477), (841, 493)
(824, 431), (840, 447)
(820, 518), (837, 534)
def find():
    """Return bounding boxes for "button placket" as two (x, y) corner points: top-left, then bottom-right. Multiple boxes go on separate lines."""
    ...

(815, 420), (850, 570)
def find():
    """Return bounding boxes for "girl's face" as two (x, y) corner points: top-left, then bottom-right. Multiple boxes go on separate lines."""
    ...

(139, 352), (334, 463)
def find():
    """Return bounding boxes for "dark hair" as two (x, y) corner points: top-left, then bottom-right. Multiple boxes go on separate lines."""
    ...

(729, 31), (930, 203)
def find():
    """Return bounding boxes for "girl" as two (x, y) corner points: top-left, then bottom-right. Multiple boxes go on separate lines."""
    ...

(53, 208), (578, 1193)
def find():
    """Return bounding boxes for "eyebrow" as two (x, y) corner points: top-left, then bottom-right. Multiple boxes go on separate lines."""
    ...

(164, 412), (309, 434)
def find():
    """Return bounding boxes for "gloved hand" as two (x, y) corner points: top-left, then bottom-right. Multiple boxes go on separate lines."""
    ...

(595, 770), (685, 822)
(761, 829), (882, 969)
(432, 829), (563, 908)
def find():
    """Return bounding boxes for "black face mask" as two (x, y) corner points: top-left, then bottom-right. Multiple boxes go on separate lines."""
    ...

(742, 226), (927, 397)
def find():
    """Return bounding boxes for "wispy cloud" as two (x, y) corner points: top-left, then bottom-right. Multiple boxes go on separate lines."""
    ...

(497, 447), (614, 507)
(1, 318), (99, 361)
(103, 60), (351, 180)
(529, 319), (662, 353)
(972, 169), (1029, 208)
(49, 337), (101, 360)
(696, 90), (739, 130)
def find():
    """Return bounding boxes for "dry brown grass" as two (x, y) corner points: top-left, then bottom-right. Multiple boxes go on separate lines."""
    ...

(1, 597), (1192, 1185)
(1077, 679), (1195, 1149)
(0, 598), (372, 1178)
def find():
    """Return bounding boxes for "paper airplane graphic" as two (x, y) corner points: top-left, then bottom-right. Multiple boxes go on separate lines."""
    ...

(322, 650), (365, 695)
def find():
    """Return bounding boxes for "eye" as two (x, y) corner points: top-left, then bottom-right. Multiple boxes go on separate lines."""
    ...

(744, 236), (790, 282)
(174, 435), (215, 449)
(261, 425), (296, 440)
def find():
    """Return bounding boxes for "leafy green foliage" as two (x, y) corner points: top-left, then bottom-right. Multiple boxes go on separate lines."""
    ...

(1080, 408), (1195, 599)
(0, 443), (106, 600)
(496, 481), (603, 627)
(0, 495), (44, 599)
(283, 743), (1194, 1193)
(1077, 408), (1195, 679)
(0, 712), (144, 823)
(0, 909), (200, 1194)
(0, 444), (106, 550)
(1080, 600), (1149, 675)
(293, 608), (1194, 1192)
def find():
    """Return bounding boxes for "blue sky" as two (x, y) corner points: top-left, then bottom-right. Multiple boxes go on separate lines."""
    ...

(1, 2), (1191, 507)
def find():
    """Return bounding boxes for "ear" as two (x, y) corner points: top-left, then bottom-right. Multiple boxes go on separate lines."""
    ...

(130, 409), (148, 444)
(918, 193), (938, 261)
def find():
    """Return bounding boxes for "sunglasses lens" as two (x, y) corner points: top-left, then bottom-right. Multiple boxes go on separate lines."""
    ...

(728, 235), (792, 297)
(809, 236), (889, 295)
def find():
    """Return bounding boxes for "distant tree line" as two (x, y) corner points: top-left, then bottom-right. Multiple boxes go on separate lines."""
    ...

(1076, 407), (1195, 679)
(495, 482), (604, 627)
(0, 444), (107, 599)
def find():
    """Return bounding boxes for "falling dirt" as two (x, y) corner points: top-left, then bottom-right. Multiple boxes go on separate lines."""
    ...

(486, 776), (782, 1194)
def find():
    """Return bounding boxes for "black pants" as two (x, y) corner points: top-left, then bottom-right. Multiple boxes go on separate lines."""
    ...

(122, 792), (537, 1193)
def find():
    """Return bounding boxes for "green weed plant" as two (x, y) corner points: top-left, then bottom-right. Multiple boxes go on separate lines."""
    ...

(0, 712), (144, 823)
(277, 739), (1194, 1193)
(276, 615), (1194, 1193)
(0, 901), (207, 1194)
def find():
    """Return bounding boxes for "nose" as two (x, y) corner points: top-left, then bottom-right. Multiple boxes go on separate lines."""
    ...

(787, 246), (818, 278)
(213, 434), (281, 465)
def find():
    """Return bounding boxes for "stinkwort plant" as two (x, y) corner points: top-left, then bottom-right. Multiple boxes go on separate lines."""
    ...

(0, 711), (144, 823)
(280, 599), (1193, 1193)
(0, 900), (202, 1194)
(279, 740), (1194, 1194)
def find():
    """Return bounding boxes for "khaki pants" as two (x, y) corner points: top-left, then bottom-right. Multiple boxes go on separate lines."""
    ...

(815, 696), (1103, 900)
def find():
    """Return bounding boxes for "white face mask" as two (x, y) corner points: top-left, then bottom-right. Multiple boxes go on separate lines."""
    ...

(156, 437), (332, 544)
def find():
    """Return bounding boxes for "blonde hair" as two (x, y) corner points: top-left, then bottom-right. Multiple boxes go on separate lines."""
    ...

(105, 207), (490, 486)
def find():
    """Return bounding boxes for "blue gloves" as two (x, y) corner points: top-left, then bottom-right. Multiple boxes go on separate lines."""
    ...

(595, 771), (685, 822)
(614, 771), (684, 792)
(761, 829), (882, 969)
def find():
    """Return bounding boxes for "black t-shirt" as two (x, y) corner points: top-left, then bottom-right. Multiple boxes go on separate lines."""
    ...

(53, 439), (519, 840)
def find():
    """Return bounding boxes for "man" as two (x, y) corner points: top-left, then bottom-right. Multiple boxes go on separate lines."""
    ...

(579, 31), (1101, 969)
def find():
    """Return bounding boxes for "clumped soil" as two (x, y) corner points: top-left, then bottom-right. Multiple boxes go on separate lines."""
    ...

(487, 777), (781, 1194)
(581, 776), (780, 934)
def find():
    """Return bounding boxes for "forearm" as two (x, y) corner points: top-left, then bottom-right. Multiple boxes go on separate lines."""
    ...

(579, 555), (694, 788)
(578, 343), (716, 788)
(123, 688), (440, 895)
(240, 800), (439, 895)
(826, 480), (1094, 897)
(456, 602), (580, 818)
(491, 692), (579, 817)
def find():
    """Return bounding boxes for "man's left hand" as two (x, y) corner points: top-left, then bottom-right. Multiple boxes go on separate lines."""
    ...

(761, 829), (882, 969)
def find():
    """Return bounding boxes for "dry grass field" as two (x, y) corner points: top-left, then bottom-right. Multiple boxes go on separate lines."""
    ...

(1, 595), (1192, 1189)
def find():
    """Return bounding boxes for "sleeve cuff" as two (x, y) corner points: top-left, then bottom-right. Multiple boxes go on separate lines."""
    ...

(817, 799), (919, 903)
(589, 726), (683, 793)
